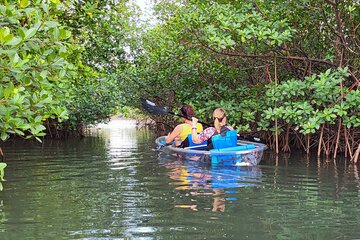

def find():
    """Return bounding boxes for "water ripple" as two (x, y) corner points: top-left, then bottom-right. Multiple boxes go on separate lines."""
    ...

(1, 122), (360, 239)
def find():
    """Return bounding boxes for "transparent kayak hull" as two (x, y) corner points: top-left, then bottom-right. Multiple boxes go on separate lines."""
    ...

(155, 136), (268, 166)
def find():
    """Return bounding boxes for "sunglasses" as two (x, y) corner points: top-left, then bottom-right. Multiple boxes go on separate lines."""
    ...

(213, 116), (225, 121)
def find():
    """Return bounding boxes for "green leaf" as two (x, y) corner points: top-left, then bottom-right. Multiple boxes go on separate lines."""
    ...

(0, 132), (8, 141)
(45, 21), (59, 28)
(14, 129), (25, 135)
(59, 69), (66, 77)
(34, 115), (43, 123)
(52, 27), (59, 40)
(40, 70), (48, 79)
(0, 5), (6, 14)
(20, 0), (30, 8)
(5, 37), (22, 46)
(25, 27), (38, 39)
(3, 84), (14, 99)
(0, 27), (11, 43)
(41, 3), (49, 14)
(19, 124), (32, 130)
(18, 28), (26, 39)
(9, 52), (21, 64)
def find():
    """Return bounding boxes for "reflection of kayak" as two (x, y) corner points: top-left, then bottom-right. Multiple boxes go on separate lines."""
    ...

(210, 165), (262, 189)
(160, 155), (263, 192)
(156, 135), (268, 166)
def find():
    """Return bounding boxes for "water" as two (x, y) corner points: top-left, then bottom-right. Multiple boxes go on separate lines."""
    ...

(0, 120), (360, 239)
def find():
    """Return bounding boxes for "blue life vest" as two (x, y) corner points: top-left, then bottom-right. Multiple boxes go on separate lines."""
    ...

(207, 126), (235, 150)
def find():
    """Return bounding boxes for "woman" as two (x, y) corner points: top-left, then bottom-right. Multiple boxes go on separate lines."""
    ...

(165, 105), (203, 146)
(191, 108), (233, 149)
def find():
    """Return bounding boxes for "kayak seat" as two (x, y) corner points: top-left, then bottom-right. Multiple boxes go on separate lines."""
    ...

(211, 130), (237, 149)
(160, 140), (174, 146)
(210, 144), (256, 153)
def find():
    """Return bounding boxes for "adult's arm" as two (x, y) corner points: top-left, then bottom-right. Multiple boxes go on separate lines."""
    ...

(191, 117), (202, 144)
(165, 125), (182, 144)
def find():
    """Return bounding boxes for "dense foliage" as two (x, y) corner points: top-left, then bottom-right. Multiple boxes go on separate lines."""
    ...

(56, 0), (140, 133)
(134, 0), (359, 158)
(1, 0), (359, 159)
(0, 0), (74, 141)
(0, 0), (140, 140)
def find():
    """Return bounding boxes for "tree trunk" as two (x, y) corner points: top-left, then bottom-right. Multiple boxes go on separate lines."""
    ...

(353, 144), (360, 164)
(0, 147), (3, 160)
(318, 124), (324, 157)
(333, 118), (342, 159)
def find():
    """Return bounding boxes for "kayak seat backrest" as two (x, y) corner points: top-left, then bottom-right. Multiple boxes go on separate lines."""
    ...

(187, 134), (207, 147)
(212, 130), (237, 149)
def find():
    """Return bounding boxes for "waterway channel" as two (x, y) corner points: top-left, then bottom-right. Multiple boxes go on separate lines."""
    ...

(0, 120), (359, 239)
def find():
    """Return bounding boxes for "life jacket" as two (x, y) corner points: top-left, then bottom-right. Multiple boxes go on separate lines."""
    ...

(206, 125), (234, 150)
(178, 123), (203, 141)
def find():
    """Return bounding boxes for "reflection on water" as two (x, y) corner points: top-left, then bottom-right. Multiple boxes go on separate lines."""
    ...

(159, 153), (262, 212)
(93, 120), (139, 170)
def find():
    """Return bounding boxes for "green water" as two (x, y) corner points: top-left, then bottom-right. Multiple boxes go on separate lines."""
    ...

(0, 120), (360, 239)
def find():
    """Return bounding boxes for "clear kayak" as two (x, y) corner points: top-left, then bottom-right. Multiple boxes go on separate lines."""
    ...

(155, 136), (268, 166)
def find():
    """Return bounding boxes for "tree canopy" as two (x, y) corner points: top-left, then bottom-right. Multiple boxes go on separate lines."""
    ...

(0, 0), (140, 140)
(134, 0), (359, 158)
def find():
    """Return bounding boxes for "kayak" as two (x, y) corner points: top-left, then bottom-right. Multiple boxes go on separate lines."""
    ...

(155, 136), (268, 166)
(141, 98), (267, 166)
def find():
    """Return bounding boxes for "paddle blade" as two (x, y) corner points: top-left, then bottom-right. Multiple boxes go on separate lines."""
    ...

(141, 98), (169, 115)
(140, 98), (212, 127)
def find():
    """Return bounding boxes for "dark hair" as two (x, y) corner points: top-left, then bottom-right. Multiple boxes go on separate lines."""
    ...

(180, 105), (194, 119)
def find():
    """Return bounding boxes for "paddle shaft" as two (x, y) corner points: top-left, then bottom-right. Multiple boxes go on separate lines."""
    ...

(168, 111), (212, 127)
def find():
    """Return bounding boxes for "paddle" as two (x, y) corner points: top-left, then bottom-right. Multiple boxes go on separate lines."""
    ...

(140, 98), (212, 127)
(237, 134), (266, 143)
